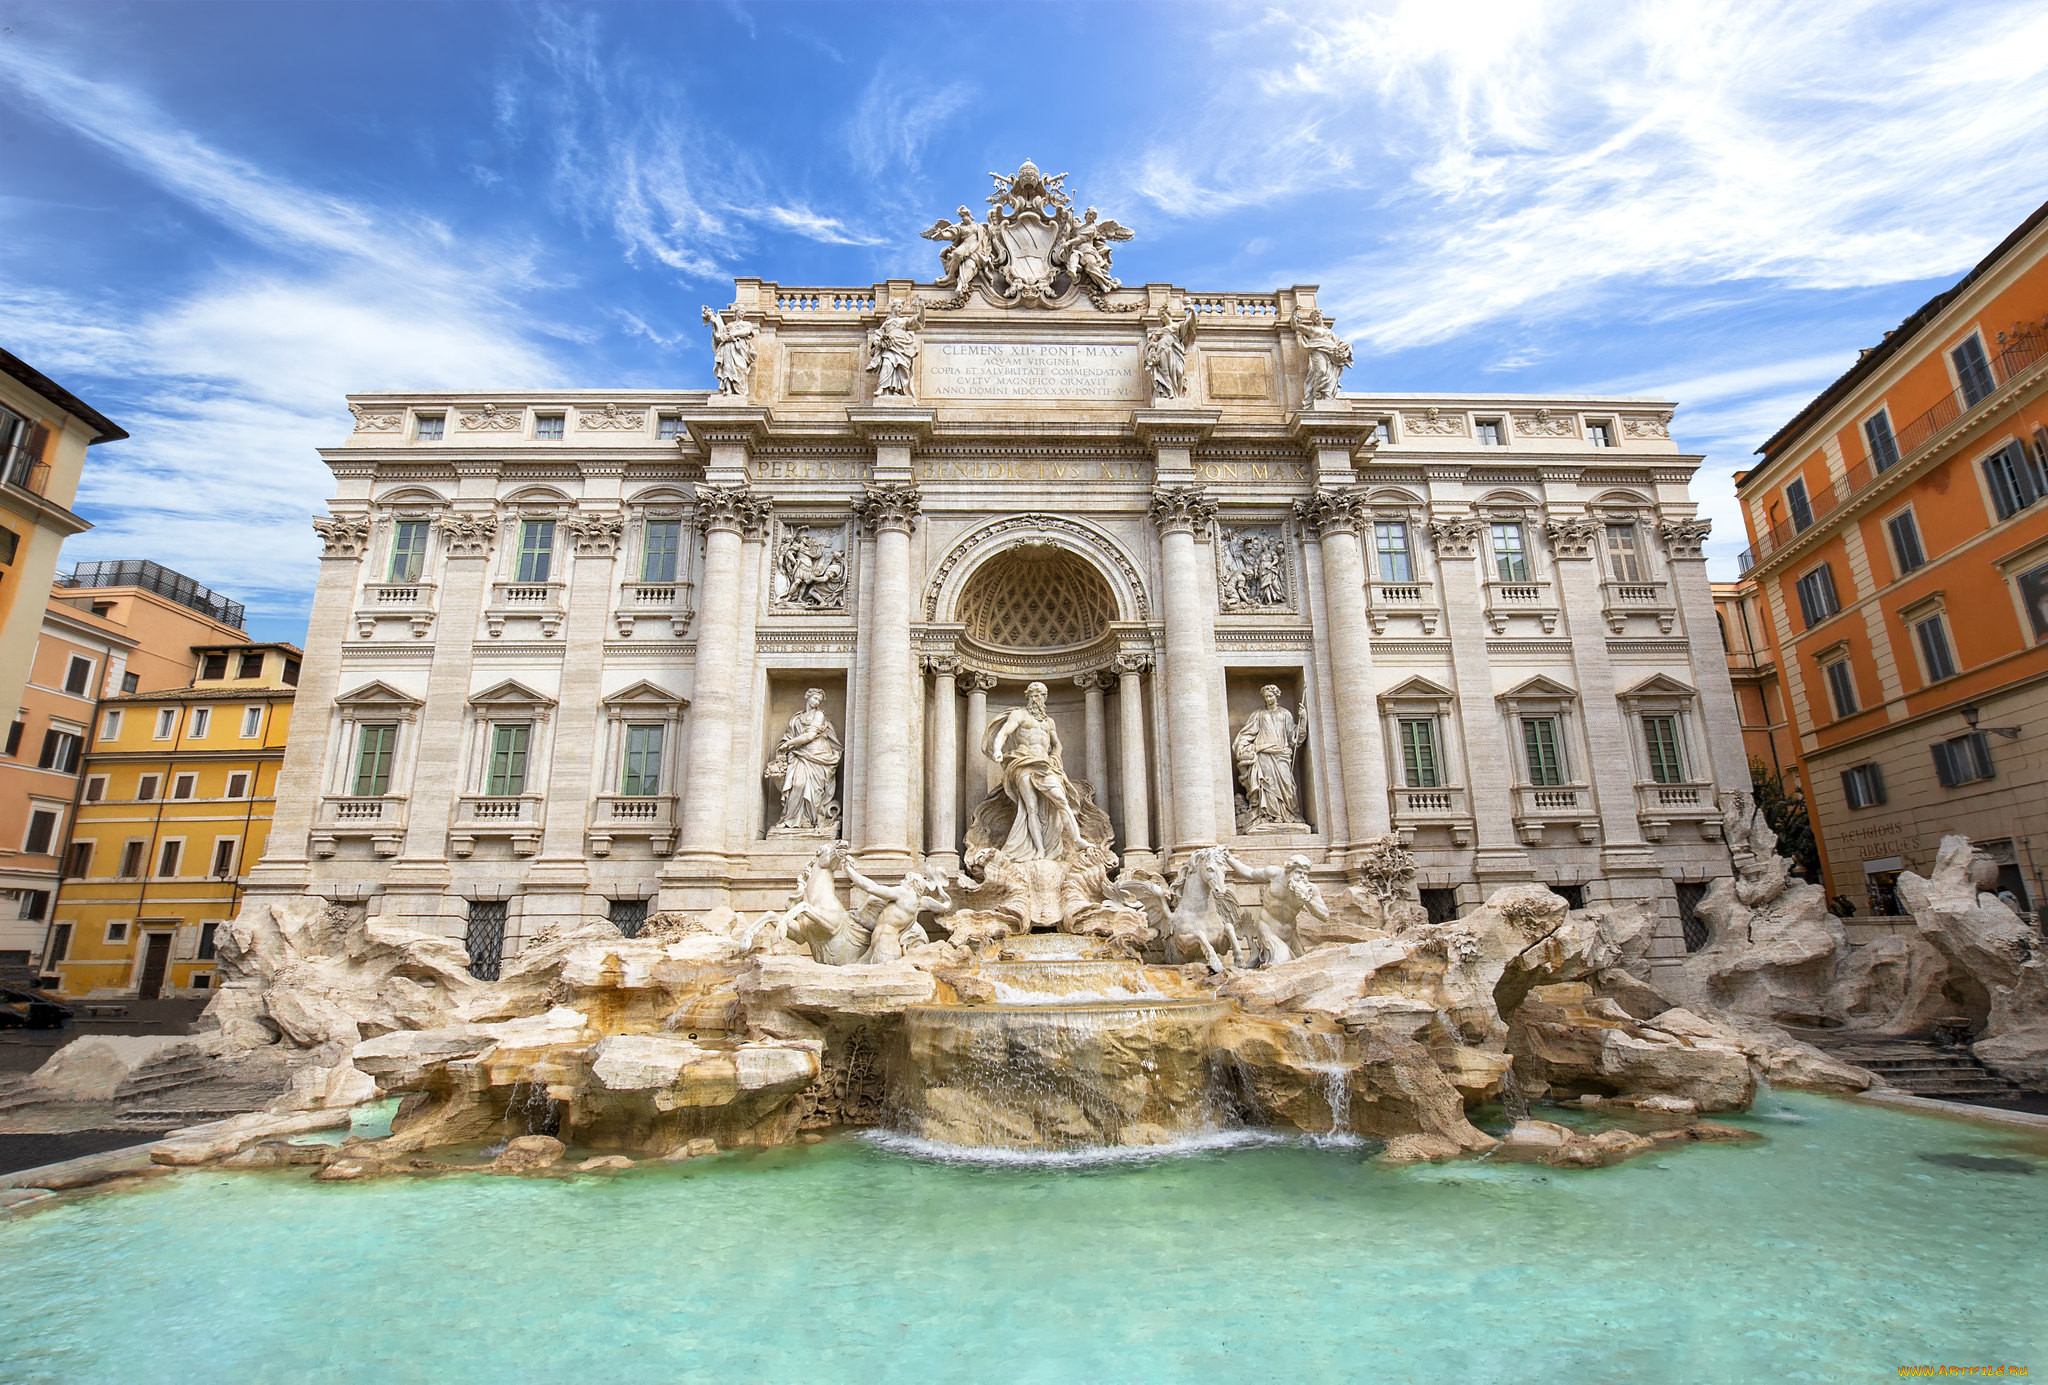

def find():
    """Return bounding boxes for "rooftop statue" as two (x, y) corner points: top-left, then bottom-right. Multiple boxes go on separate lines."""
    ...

(923, 159), (1138, 312)
(1294, 308), (1353, 404)
(864, 297), (924, 400)
(701, 304), (757, 398)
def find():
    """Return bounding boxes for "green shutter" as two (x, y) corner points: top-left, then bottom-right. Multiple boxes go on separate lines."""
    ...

(488, 724), (531, 796)
(1522, 718), (1562, 786)
(1643, 716), (1683, 783)
(1399, 719), (1440, 788)
(643, 521), (680, 583)
(516, 522), (554, 583)
(389, 522), (429, 581)
(621, 724), (664, 796)
(353, 724), (396, 796)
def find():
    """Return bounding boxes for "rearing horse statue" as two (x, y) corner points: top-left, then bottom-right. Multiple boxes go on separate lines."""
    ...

(1162, 846), (1246, 973)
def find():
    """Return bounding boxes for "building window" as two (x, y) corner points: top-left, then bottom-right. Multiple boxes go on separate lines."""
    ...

(2, 720), (19, 757)
(1677, 882), (1711, 952)
(1863, 410), (1901, 472)
(157, 840), (183, 877)
(1952, 335), (1995, 406)
(620, 724), (665, 797)
(1842, 763), (1887, 809)
(1642, 714), (1686, 783)
(1886, 511), (1925, 575)
(211, 839), (237, 878)
(515, 520), (555, 583)
(83, 775), (105, 803)
(1397, 718), (1441, 789)
(154, 708), (177, 739)
(609, 898), (648, 938)
(197, 922), (219, 960)
(1490, 524), (1530, 583)
(1374, 522), (1412, 582)
(487, 723), (531, 796)
(1604, 524), (1646, 582)
(353, 723), (397, 796)
(136, 774), (160, 802)
(1420, 888), (1460, 925)
(119, 841), (146, 879)
(237, 651), (263, 680)
(64, 655), (93, 696)
(64, 841), (92, 878)
(105, 921), (129, 945)
(171, 773), (197, 800)
(283, 659), (299, 687)
(1785, 478), (1814, 533)
(465, 900), (507, 982)
(1371, 418), (1393, 446)
(1932, 732), (1993, 787)
(23, 809), (58, 855)
(121, 671), (138, 694)
(643, 520), (682, 583)
(1794, 563), (1840, 628)
(201, 653), (228, 680)
(0, 525), (15, 566)
(1475, 419), (1504, 446)
(1586, 420), (1614, 448)
(100, 710), (122, 740)
(1521, 716), (1565, 786)
(388, 520), (431, 581)
(37, 730), (81, 773)
(190, 708), (211, 738)
(1822, 658), (1859, 718)
(534, 413), (565, 441)
(1914, 613), (1958, 683)
(656, 415), (683, 441)
(1982, 441), (2039, 520)
(241, 705), (263, 738)
(47, 923), (71, 965)
(226, 771), (250, 798)
(415, 413), (445, 442)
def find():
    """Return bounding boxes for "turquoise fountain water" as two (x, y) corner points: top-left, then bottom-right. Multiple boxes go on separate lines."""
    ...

(2, 1092), (2043, 1384)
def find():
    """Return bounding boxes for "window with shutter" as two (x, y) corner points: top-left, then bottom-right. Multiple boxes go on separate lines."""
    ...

(1823, 660), (1858, 718)
(1864, 410), (1901, 471)
(1914, 615), (1957, 683)
(1642, 715), (1685, 783)
(1886, 511), (1925, 574)
(1398, 719), (1441, 788)
(1795, 565), (1840, 627)
(516, 521), (555, 582)
(1521, 717), (1564, 786)
(1785, 478), (1814, 532)
(1982, 442), (2038, 521)
(353, 723), (397, 796)
(1841, 763), (1886, 809)
(1952, 336), (1995, 405)
(1932, 732), (1993, 787)
(487, 723), (531, 796)
(621, 724), (664, 796)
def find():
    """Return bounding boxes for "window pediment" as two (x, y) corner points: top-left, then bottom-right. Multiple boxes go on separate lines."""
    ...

(602, 679), (689, 712)
(468, 678), (557, 717)
(1499, 674), (1578, 702)
(333, 679), (424, 720)
(1380, 675), (1457, 712)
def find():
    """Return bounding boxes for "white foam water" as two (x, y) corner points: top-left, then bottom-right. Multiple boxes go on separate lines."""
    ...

(862, 1127), (1289, 1168)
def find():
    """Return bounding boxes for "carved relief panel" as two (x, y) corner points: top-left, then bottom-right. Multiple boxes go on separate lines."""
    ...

(1216, 522), (1294, 613)
(769, 519), (850, 612)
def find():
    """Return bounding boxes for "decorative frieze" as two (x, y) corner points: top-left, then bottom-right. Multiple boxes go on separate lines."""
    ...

(458, 403), (523, 432)
(348, 403), (402, 433)
(1402, 408), (1467, 437)
(577, 402), (646, 431)
(1623, 413), (1673, 440)
(1513, 409), (1577, 438)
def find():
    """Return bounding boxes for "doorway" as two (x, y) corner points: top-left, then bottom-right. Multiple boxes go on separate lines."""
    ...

(137, 931), (173, 999)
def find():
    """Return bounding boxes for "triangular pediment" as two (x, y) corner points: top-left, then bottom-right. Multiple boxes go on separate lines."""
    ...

(1619, 672), (1696, 698)
(1497, 674), (1579, 701)
(467, 678), (556, 710)
(1380, 675), (1456, 702)
(333, 678), (423, 710)
(602, 678), (688, 710)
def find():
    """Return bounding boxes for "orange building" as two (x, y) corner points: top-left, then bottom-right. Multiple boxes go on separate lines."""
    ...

(1736, 199), (2048, 926)
(1711, 577), (1799, 782)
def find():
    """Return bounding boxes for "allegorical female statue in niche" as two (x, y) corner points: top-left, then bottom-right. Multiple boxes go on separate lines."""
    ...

(765, 688), (841, 833)
(981, 681), (1088, 862)
(1233, 684), (1309, 830)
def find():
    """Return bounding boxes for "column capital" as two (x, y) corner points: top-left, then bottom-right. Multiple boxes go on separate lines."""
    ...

(1073, 670), (1108, 691)
(1543, 514), (1602, 560)
(965, 670), (1000, 693)
(1424, 511), (1487, 559)
(1148, 485), (1217, 535)
(1112, 650), (1153, 677)
(1657, 516), (1712, 559)
(563, 513), (626, 557)
(312, 513), (371, 559)
(853, 483), (923, 535)
(695, 484), (771, 537)
(1292, 487), (1369, 536)
(435, 511), (499, 559)
(923, 654), (963, 677)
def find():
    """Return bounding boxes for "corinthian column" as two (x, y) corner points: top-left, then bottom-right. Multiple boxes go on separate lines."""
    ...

(1150, 486), (1220, 852)
(1113, 651), (1154, 869)
(925, 656), (961, 872)
(965, 671), (998, 798)
(1075, 671), (1110, 798)
(1294, 488), (1390, 850)
(670, 485), (769, 893)
(853, 483), (921, 871)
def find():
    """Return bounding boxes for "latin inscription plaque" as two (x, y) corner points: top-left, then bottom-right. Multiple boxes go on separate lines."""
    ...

(923, 341), (1144, 401)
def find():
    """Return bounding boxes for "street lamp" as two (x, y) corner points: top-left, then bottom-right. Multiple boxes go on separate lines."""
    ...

(1961, 705), (2023, 739)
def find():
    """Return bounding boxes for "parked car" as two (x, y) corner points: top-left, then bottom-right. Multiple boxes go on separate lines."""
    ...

(0, 985), (70, 1030)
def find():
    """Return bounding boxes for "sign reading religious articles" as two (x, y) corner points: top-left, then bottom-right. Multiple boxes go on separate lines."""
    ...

(922, 159), (1139, 312)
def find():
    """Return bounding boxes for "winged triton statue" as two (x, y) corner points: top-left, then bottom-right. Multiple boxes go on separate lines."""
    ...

(922, 160), (1140, 311)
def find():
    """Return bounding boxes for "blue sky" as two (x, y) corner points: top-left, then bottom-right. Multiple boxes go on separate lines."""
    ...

(3, 1), (2046, 643)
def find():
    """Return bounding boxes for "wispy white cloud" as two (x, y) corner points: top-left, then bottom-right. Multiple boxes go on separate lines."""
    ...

(845, 70), (974, 180)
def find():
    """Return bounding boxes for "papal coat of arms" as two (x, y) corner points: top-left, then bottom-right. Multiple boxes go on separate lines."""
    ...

(922, 159), (1138, 312)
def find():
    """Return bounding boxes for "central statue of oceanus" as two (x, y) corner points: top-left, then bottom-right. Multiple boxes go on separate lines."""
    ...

(981, 680), (1088, 862)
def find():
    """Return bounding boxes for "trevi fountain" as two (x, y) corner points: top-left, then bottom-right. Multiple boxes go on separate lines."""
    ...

(3, 164), (2044, 1382)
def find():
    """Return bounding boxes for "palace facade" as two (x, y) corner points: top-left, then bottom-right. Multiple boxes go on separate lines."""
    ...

(247, 168), (1744, 987)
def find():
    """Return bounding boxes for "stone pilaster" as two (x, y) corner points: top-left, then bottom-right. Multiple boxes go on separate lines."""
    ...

(667, 485), (769, 903)
(925, 656), (961, 871)
(1149, 486), (1221, 853)
(1661, 516), (1748, 792)
(1075, 671), (1110, 801)
(852, 483), (922, 870)
(1546, 514), (1650, 865)
(1294, 489), (1390, 855)
(965, 671), (998, 800)
(1113, 652), (1154, 869)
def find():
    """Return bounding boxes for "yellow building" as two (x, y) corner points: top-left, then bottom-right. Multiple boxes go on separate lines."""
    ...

(47, 639), (299, 997)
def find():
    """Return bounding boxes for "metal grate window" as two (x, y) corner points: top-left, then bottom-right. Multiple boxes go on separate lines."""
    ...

(1552, 884), (1586, 910)
(1677, 881), (1711, 952)
(609, 898), (648, 938)
(465, 901), (507, 981)
(1420, 888), (1460, 925)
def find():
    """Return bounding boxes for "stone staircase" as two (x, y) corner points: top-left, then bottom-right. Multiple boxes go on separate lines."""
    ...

(1820, 1038), (2021, 1101)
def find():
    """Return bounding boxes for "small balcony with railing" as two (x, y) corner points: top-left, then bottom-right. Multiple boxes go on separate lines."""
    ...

(1388, 784), (1471, 845)
(311, 795), (408, 858)
(1634, 780), (1720, 841)
(1599, 579), (1676, 635)
(1483, 578), (1559, 635)
(3, 440), (51, 499)
(1739, 330), (2047, 574)
(613, 579), (696, 638)
(1511, 783), (1599, 844)
(588, 793), (679, 856)
(450, 795), (545, 856)
(355, 579), (439, 640)
(485, 580), (566, 638)
(1367, 580), (1440, 635)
